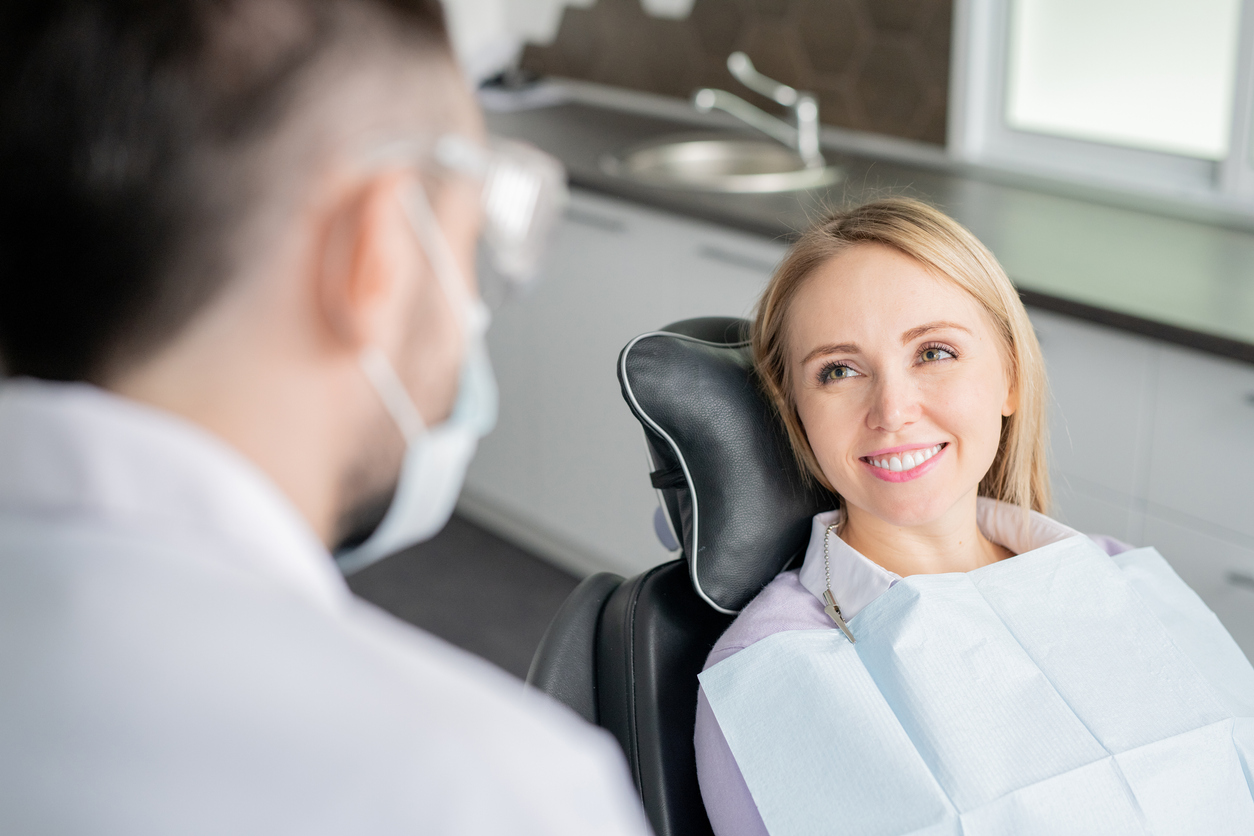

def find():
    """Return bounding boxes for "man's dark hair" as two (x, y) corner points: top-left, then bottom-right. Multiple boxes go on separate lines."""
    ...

(0, 0), (451, 382)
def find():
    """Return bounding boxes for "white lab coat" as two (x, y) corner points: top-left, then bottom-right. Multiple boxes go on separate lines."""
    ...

(0, 379), (652, 836)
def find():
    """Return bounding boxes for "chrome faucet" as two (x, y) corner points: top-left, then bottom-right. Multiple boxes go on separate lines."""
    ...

(693, 52), (825, 169)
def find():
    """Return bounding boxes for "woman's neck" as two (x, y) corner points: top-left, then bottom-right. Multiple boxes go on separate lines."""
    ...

(839, 494), (1012, 577)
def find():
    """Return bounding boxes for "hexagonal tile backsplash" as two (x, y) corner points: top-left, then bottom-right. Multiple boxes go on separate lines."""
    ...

(520, 0), (951, 145)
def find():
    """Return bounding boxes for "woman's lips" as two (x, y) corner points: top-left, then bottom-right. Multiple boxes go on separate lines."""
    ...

(861, 443), (947, 483)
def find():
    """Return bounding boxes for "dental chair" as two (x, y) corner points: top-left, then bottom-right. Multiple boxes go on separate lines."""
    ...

(525, 317), (836, 836)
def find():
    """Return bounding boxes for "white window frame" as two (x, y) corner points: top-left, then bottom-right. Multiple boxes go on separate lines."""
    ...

(948, 0), (1254, 210)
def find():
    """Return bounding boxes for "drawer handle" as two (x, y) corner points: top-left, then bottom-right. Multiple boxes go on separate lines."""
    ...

(564, 207), (626, 234)
(1225, 571), (1254, 591)
(697, 244), (778, 274)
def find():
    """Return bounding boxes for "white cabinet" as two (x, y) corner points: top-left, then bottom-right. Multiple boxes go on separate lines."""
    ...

(1142, 514), (1254, 661)
(460, 189), (786, 577)
(1145, 344), (1254, 540)
(1138, 343), (1254, 655)
(1030, 309), (1156, 497)
(1030, 308), (1156, 542)
(1049, 478), (1136, 543)
(1030, 309), (1254, 654)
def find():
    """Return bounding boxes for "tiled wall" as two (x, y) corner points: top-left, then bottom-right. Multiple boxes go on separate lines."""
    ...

(520, 0), (952, 145)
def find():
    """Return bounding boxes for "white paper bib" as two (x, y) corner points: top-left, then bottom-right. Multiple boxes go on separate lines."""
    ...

(699, 537), (1254, 836)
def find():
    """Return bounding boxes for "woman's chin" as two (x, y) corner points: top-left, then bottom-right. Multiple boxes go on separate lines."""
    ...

(842, 490), (960, 532)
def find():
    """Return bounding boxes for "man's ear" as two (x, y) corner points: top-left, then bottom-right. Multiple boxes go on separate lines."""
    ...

(315, 171), (413, 353)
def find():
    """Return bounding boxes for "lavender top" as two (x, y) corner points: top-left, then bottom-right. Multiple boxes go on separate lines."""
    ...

(693, 499), (1133, 836)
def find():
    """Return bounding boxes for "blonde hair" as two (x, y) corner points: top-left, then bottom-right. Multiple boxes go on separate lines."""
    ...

(752, 198), (1051, 515)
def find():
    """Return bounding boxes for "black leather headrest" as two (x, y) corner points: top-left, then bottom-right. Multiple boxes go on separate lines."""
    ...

(617, 317), (837, 614)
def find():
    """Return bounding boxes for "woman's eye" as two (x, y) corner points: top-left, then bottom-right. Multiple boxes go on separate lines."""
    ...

(919, 346), (955, 363)
(820, 363), (860, 382)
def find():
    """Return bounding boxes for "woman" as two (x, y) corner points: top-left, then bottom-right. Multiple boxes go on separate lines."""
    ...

(693, 199), (1254, 836)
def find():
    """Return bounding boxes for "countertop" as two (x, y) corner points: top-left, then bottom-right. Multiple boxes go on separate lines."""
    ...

(484, 82), (1254, 364)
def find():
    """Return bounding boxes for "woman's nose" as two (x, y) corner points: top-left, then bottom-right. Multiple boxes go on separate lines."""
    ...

(866, 372), (921, 432)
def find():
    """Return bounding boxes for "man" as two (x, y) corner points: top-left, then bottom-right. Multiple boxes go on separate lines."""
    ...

(0, 1), (651, 833)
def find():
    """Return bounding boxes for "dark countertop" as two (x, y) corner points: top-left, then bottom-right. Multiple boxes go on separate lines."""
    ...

(485, 85), (1254, 364)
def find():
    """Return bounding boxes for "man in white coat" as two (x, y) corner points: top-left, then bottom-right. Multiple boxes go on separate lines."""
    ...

(0, 1), (651, 833)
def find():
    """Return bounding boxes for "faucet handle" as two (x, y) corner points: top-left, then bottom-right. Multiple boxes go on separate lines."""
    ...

(727, 51), (799, 107)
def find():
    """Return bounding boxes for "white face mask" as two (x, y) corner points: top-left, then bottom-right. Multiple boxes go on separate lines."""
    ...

(334, 184), (498, 576)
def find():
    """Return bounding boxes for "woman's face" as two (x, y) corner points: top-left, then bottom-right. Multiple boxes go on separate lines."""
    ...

(789, 243), (1016, 529)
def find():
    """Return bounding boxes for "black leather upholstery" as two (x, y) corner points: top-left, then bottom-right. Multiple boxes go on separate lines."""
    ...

(618, 316), (837, 613)
(528, 317), (835, 836)
(526, 572), (624, 725)
(596, 559), (734, 836)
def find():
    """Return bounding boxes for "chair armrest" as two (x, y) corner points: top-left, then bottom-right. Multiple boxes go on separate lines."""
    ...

(526, 571), (624, 724)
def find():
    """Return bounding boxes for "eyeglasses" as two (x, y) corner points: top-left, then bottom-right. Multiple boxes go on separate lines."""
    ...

(431, 134), (568, 301)
(364, 133), (569, 305)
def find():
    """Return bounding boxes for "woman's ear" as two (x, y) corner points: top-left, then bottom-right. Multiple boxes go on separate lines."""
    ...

(1001, 378), (1019, 417)
(314, 170), (414, 354)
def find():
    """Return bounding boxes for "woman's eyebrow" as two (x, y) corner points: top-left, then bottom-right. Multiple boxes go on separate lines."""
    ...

(801, 342), (860, 365)
(900, 321), (972, 344)
(799, 322), (971, 364)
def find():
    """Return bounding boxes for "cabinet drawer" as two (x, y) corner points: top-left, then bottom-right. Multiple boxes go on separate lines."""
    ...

(1146, 344), (1254, 539)
(1142, 514), (1254, 662)
(1029, 309), (1155, 498)
(1050, 475), (1135, 543)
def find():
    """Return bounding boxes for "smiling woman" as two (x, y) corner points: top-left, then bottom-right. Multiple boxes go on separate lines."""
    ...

(693, 199), (1254, 836)
(754, 200), (1049, 526)
(757, 204), (1047, 580)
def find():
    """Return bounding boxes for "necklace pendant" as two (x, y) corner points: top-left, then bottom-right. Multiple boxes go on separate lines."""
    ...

(822, 589), (856, 644)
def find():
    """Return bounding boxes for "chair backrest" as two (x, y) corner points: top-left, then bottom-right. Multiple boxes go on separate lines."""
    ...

(598, 560), (733, 836)
(527, 562), (731, 836)
(528, 317), (834, 836)
(618, 317), (836, 612)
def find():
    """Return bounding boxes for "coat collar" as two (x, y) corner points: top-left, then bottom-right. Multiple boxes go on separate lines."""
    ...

(0, 379), (348, 609)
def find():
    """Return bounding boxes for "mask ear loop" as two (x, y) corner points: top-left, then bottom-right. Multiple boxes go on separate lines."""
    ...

(359, 347), (426, 443)
(400, 182), (490, 340)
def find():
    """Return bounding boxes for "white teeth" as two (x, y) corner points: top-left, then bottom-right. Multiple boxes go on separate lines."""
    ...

(867, 444), (944, 471)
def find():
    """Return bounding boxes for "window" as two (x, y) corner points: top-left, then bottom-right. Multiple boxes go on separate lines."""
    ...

(950, 0), (1254, 207)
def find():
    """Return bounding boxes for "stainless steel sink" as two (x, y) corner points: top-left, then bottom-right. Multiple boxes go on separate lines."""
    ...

(600, 135), (844, 194)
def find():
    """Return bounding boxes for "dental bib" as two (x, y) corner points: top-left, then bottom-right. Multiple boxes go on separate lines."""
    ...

(699, 536), (1254, 835)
